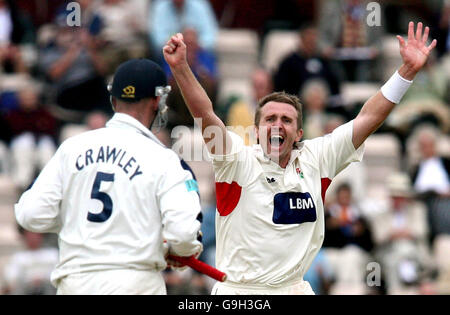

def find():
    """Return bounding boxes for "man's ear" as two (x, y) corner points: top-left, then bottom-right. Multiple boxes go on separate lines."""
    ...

(296, 128), (303, 142)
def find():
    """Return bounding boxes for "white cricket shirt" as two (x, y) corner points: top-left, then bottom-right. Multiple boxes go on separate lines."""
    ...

(15, 113), (202, 286)
(211, 120), (364, 286)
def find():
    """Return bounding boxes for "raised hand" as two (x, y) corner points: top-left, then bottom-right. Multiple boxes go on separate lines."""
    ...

(163, 33), (187, 68)
(397, 22), (437, 79)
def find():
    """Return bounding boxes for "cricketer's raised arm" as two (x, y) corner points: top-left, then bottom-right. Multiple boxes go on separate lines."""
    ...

(163, 33), (232, 156)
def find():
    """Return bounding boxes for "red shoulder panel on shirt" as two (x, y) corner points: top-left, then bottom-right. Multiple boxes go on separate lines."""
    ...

(321, 178), (332, 203)
(215, 181), (242, 216)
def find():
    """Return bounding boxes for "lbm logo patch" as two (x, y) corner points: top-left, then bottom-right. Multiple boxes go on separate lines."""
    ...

(273, 192), (317, 224)
(122, 86), (136, 98)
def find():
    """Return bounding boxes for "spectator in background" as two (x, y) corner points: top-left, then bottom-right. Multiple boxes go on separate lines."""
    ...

(164, 27), (217, 129)
(0, 110), (12, 174)
(38, 18), (110, 117)
(370, 172), (432, 295)
(94, 0), (149, 74)
(0, 44), (28, 74)
(84, 110), (109, 131)
(2, 225), (58, 295)
(318, 0), (383, 82)
(59, 110), (110, 143)
(0, 0), (35, 92)
(0, 0), (13, 46)
(0, 0), (35, 46)
(226, 67), (273, 145)
(412, 126), (450, 197)
(4, 85), (57, 191)
(322, 183), (374, 294)
(149, 0), (218, 58)
(435, 0), (450, 56)
(409, 126), (450, 244)
(300, 79), (339, 140)
(385, 52), (450, 149)
(273, 23), (342, 107)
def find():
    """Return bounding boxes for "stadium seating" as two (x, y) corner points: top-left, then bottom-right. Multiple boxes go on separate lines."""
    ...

(215, 29), (259, 81)
(341, 82), (380, 106)
(261, 30), (299, 73)
(216, 78), (253, 107)
(363, 133), (402, 186)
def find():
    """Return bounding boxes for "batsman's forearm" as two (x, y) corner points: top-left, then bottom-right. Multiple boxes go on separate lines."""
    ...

(170, 63), (215, 122)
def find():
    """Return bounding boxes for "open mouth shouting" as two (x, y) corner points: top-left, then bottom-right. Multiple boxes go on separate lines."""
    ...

(269, 134), (285, 151)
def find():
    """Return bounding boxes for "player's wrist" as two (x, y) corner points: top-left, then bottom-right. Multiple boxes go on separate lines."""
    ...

(169, 60), (190, 72)
(380, 69), (413, 104)
(398, 63), (418, 81)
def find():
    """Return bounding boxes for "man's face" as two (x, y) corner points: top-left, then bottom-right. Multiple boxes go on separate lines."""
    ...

(256, 102), (302, 165)
(300, 28), (318, 56)
(418, 134), (436, 159)
(337, 188), (352, 207)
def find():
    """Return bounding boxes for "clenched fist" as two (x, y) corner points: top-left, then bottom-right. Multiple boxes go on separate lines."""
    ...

(163, 33), (188, 68)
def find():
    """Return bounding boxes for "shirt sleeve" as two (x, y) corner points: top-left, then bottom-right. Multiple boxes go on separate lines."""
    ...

(158, 152), (203, 257)
(15, 144), (64, 233)
(308, 120), (365, 180)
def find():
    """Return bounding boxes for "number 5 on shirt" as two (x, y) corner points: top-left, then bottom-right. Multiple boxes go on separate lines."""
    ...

(87, 172), (115, 223)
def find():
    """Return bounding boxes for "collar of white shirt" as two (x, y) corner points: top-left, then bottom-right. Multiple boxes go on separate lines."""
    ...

(251, 141), (304, 167)
(105, 113), (166, 148)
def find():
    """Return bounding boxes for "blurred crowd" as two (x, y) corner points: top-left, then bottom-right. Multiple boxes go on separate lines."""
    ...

(0, 0), (449, 295)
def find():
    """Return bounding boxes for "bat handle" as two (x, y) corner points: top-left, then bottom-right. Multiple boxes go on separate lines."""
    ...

(168, 255), (227, 282)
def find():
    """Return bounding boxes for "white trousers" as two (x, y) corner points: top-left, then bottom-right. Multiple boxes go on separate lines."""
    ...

(56, 269), (166, 295)
(211, 278), (315, 295)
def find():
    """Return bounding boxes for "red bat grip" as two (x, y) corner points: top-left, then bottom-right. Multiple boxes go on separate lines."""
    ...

(168, 255), (227, 282)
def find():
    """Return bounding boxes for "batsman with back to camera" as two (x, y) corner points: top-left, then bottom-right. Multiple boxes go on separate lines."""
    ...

(14, 59), (203, 294)
(163, 22), (437, 294)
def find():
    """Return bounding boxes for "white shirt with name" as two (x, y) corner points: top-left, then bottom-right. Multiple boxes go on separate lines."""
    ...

(15, 113), (202, 286)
